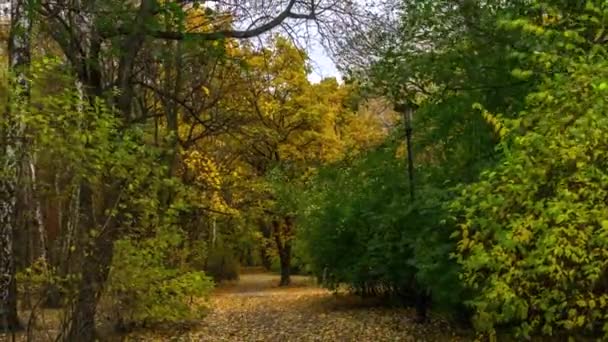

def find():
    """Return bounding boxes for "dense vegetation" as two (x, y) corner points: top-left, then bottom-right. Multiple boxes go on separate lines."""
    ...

(298, 0), (608, 340)
(0, 0), (607, 341)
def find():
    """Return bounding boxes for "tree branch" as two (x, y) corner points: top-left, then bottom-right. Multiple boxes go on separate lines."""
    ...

(102, 0), (316, 41)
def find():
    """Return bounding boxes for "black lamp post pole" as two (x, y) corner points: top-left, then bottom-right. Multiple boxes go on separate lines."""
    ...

(395, 103), (416, 202)
(395, 102), (429, 323)
(404, 107), (415, 202)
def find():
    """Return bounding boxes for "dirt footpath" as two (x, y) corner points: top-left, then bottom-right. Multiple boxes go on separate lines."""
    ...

(134, 271), (468, 342)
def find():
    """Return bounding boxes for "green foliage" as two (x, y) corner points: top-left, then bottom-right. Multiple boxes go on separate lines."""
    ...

(363, 0), (532, 108)
(296, 0), (531, 320)
(7, 0), (608, 339)
(15, 258), (70, 307)
(206, 245), (240, 282)
(299, 2), (608, 339)
(452, 3), (608, 338)
(10, 58), (217, 329)
(297, 142), (464, 311)
(107, 227), (213, 327)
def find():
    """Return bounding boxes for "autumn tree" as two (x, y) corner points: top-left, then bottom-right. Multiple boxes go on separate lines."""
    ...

(200, 37), (390, 286)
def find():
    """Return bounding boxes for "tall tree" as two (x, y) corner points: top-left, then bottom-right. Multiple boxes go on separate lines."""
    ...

(217, 38), (391, 286)
(1, 0), (31, 332)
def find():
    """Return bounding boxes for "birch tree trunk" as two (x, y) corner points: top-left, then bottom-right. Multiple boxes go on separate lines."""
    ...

(29, 159), (47, 262)
(1, 0), (31, 332)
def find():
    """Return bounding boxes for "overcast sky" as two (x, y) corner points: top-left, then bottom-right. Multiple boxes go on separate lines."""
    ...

(307, 42), (341, 83)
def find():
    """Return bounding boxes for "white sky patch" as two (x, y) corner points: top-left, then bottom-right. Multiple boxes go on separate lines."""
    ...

(307, 39), (340, 83)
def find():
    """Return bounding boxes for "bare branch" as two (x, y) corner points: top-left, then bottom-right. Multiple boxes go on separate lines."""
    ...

(102, 0), (317, 41)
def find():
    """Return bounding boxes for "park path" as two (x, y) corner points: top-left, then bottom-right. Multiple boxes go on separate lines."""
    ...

(137, 269), (467, 342)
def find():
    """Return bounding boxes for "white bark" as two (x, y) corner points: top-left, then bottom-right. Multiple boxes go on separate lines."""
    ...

(54, 173), (62, 261)
(29, 159), (46, 262)
(63, 184), (79, 266)
(61, 81), (83, 269)
(1, 0), (30, 324)
(0, 156), (17, 321)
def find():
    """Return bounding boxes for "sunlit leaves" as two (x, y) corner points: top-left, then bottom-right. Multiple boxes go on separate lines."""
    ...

(108, 228), (214, 325)
(452, 3), (608, 338)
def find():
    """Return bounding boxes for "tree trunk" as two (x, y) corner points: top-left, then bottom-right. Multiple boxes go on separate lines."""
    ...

(158, 40), (182, 210)
(258, 221), (272, 271)
(261, 251), (272, 271)
(45, 174), (63, 308)
(272, 218), (293, 287)
(64, 1), (153, 336)
(46, 182), (79, 308)
(0, 274), (20, 332)
(47, 81), (84, 308)
(414, 289), (431, 323)
(0, 204), (20, 331)
(65, 184), (118, 341)
(278, 241), (292, 287)
(1, 0), (32, 332)
(29, 159), (47, 262)
(66, 231), (116, 341)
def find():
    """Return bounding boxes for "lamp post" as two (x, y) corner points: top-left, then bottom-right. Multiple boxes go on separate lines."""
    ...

(395, 100), (429, 323)
(394, 102), (418, 202)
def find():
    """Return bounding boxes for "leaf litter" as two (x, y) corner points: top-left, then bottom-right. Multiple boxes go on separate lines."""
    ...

(130, 272), (470, 342)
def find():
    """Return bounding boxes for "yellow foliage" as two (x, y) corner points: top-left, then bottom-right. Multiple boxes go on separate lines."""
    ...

(182, 150), (234, 213)
(172, 37), (390, 218)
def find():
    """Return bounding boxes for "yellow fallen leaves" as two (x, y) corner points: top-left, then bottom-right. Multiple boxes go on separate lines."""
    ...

(130, 273), (468, 342)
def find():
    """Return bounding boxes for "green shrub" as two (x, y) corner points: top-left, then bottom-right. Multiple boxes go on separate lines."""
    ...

(106, 228), (213, 329)
(206, 246), (240, 282)
(452, 9), (608, 338)
(297, 144), (465, 312)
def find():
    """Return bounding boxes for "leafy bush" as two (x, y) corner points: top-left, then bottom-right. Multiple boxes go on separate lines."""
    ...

(297, 142), (465, 312)
(106, 228), (213, 329)
(206, 245), (240, 282)
(452, 7), (608, 338)
(15, 258), (66, 308)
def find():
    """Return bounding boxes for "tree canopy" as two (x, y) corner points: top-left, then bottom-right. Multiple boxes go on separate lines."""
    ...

(1, 0), (607, 341)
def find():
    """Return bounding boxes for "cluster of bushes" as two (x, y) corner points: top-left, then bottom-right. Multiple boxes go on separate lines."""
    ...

(106, 228), (214, 330)
(206, 245), (241, 282)
(297, 143), (465, 315)
(451, 16), (608, 337)
(296, 1), (608, 339)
